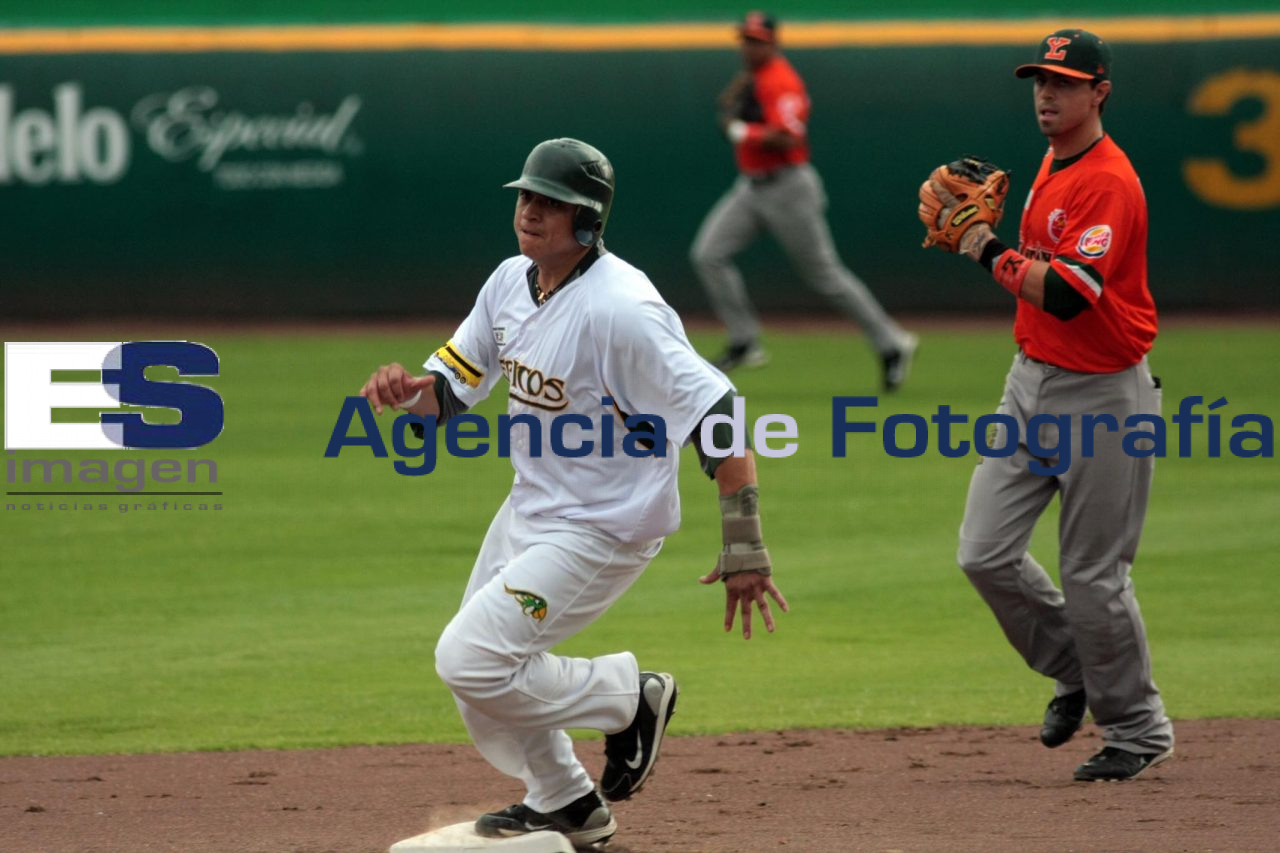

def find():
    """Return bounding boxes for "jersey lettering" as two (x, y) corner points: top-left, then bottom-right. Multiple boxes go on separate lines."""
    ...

(500, 356), (568, 411)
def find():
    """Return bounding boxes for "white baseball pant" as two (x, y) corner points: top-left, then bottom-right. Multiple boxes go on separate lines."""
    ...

(434, 497), (661, 812)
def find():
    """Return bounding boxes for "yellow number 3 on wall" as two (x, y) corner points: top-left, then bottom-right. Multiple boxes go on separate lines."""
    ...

(1184, 69), (1280, 210)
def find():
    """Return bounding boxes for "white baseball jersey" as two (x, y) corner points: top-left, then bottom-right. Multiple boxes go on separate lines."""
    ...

(425, 251), (731, 543)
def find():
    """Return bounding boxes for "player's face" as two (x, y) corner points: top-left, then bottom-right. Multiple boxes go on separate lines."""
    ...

(1033, 71), (1108, 137)
(514, 189), (582, 264)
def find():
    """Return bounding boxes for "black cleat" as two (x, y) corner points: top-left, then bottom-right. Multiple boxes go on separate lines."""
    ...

(881, 333), (918, 392)
(600, 671), (678, 802)
(1074, 746), (1173, 781)
(475, 789), (616, 846)
(712, 341), (769, 372)
(1040, 689), (1087, 748)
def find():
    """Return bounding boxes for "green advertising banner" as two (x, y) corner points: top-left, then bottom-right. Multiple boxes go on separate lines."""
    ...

(1, 25), (1277, 317)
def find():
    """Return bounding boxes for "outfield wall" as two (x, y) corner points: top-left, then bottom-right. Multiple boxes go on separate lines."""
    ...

(1, 19), (1278, 317)
(2, 0), (1273, 26)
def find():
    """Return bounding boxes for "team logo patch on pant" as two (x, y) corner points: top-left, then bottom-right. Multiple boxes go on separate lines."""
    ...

(503, 584), (548, 622)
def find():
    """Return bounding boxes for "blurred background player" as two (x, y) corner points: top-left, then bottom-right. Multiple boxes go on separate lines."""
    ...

(690, 11), (918, 391)
(924, 30), (1174, 782)
(360, 138), (788, 846)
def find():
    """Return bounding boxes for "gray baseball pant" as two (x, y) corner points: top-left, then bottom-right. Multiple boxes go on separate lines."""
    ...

(689, 163), (906, 354)
(957, 352), (1173, 754)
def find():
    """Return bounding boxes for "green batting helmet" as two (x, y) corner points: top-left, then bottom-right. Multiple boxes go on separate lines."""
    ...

(504, 138), (615, 247)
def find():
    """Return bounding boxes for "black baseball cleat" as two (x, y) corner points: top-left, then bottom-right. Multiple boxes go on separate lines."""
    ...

(600, 671), (678, 802)
(1073, 746), (1173, 782)
(881, 333), (918, 392)
(712, 341), (769, 372)
(475, 789), (616, 846)
(1039, 689), (1088, 748)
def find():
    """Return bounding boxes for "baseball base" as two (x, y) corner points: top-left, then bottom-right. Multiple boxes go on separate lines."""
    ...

(388, 822), (574, 853)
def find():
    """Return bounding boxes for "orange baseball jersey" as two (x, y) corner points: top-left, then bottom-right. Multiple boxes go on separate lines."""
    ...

(734, 54), (810, 174)
(1014, 135), (1158, 373)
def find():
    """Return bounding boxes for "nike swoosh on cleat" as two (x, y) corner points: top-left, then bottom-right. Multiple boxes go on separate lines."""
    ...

(624, 732), (644, 770)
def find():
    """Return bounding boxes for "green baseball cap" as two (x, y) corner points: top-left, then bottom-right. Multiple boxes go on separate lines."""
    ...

(1015, 29), (1111, 81)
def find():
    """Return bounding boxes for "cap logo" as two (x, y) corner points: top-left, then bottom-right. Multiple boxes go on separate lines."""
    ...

(1044, 37), (1071, 61)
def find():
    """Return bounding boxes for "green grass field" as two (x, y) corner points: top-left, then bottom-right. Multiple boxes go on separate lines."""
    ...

(2, 324), (1277, 757)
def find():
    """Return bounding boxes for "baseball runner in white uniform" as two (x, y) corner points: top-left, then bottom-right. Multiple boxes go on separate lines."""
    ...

(360, 138), (788, 847)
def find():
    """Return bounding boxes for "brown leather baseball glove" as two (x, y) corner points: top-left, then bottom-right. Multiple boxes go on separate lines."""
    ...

(918, 156), (1010, 253)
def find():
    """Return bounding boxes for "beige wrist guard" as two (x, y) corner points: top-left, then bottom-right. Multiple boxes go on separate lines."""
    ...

(716, 485), (772, 579)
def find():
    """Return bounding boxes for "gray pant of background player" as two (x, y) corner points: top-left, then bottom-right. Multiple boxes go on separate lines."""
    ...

(958, 352), (1174, 754)
(690, 163), (909, 355)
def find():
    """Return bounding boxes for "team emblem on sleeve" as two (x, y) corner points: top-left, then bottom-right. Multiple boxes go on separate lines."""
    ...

(1077, 224), (1113, 258)
(504, 584), (549, 622)
(1047, 209), (1067, 242)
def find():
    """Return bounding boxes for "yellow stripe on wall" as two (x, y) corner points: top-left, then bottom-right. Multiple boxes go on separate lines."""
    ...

(1, 15), (1279, 55)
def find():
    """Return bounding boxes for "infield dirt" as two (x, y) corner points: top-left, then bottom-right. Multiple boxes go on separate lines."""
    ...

(2, 719), (1276, 852)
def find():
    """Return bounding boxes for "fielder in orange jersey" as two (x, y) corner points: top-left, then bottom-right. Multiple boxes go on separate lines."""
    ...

(691, 11), (917, 390)
(921, 29), (1174, 782)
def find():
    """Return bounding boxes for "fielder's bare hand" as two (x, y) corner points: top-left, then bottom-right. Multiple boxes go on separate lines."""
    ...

(359, 363), (437, 416)
(700, 566), (789, 640)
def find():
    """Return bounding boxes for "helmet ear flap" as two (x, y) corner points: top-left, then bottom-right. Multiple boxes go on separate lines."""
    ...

(573, 206), (603, 247)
